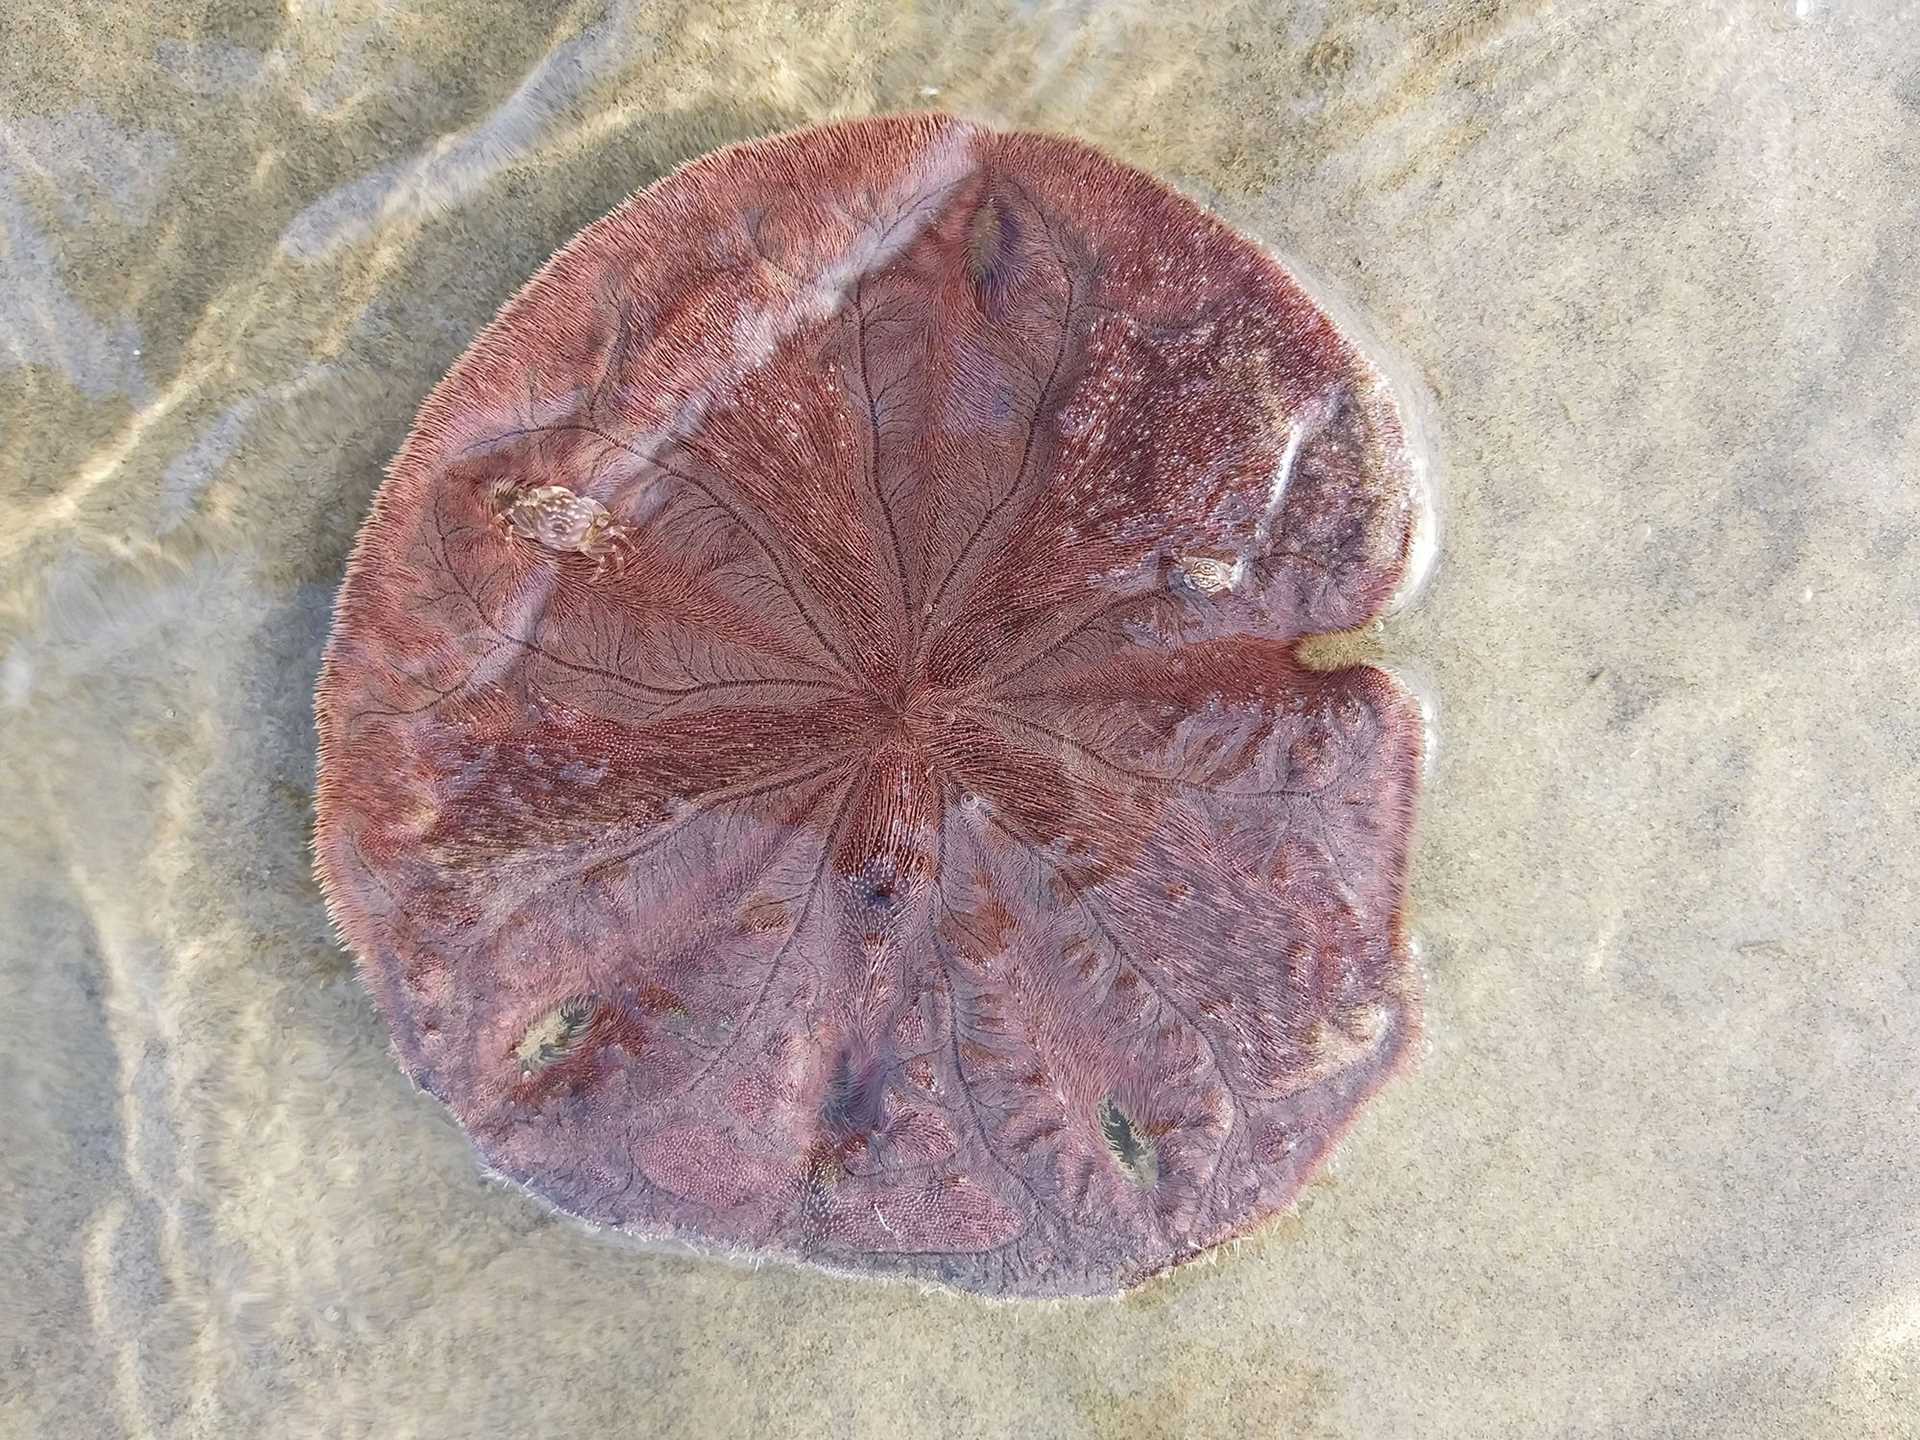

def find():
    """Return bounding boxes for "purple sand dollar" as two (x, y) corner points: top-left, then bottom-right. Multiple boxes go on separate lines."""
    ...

(315, 113), (1432, 1299)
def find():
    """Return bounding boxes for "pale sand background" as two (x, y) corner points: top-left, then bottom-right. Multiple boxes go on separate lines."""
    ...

(3, 2), (1916, 1436)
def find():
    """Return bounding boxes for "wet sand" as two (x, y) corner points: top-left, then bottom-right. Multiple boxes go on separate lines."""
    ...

(3, 2), (1915, 1436)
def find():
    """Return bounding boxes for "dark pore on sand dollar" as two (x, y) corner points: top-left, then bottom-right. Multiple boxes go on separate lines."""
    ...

(315, 113), (1435, 1299)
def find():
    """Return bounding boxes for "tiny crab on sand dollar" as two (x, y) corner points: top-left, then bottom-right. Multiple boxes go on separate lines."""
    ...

(314, 112), (1436, 1300)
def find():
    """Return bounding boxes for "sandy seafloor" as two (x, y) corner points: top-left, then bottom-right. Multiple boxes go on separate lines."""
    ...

(2, 1), (1916, 1436)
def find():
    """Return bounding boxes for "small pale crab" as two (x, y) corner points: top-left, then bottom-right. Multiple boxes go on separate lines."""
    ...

(489, 477), (635, 578)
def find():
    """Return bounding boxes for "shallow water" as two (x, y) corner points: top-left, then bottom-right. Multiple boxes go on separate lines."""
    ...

(3, 2), (1916, 1436)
